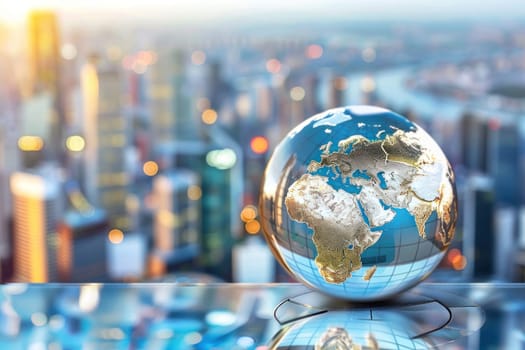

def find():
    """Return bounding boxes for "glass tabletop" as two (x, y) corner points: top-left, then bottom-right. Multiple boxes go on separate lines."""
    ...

(0, 283), (524, 349)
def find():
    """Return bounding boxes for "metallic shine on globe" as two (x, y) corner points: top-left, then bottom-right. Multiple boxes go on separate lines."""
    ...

(260, 106), (458, 301)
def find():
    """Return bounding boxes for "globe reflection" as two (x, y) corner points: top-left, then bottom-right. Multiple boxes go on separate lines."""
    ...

(268, 310), (434, 349)
(260, 106), (457, 301)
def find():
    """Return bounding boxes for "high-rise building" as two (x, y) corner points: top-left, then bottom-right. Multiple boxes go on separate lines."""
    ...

(303, 74), (320, 117)
(27, 11), (64, 159)
(155, 133), (242, 280)
(491, 122), (520, 206)
(10, 171), (62, 282)
(152, 170), (201, 266)
(461, 174), (495, 280)
(172, 50), (196, 140)
(0, 50), (20, 274)
(57, 209), (110, 282)
(27, 11), (60, 94)
(19, 92), (53, 167)
(327, 76), (347, 109)
(150, 50), (196, 144)
(81, 58), (129, 230)
(460, 113), (489, 174)
(149, 50), (173, 144)
(57, 181), (109, 282)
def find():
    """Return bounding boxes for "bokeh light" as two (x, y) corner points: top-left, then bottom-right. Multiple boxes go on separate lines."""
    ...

(187, 185), (202, 200)
(290, 86), (305, 101)
(61, 43), (77, 60)
(66, 135), (86, 152)
(240, 205), (257, 222)
(250, 136), (269, 154)
(266, 58), (281, 74)
(206, 149), (237, 170)
(143, 161), (159, 176)
(452, 254), (467, 270)
(362, 47), (376, 62)
(191, 50), (206, 65)
(305, 44), (323, 59)
(18, 136), (44, 151)
(201, 108), (218, 124)
(361, 76), (376, 93)
(245, 220), (260, 234)
(333, 76), (347, 91)
(108, 229), (124, 244)
(31, 312), (48, 327)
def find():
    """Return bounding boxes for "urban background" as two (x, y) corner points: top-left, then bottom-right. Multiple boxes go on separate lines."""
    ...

(1, 1), (525, 285)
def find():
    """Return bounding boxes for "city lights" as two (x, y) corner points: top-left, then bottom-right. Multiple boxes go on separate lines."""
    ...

(305, 44), (323, 59)
(245, 219), (260, 234)
(157, 210), (178, 228)
(184, 332), (203, 345)
(191, 50), (206, 65)
(78, 284), (100, 312)
(265, 58), (281, 74)
(360, 76), (376, 93)
(362, 47), (377, 63)
(108, 229), (124, 244)
(66, 135), (85, 152)
(205, 310), (237, 327)
(290, 86), (306, 101)
(143, 161), (159, 176)
(155, 329), (174, 340)
(250, 136), (269, 154)
(240, 205), (257, 222)
(187, 185), (202, 200)
(31, 312), (48, 327)
(60, 43), (77, 60)
(447, 248), (467, 270)
(235, 94), (251, 117)
(201, 108), (218, 124)
(333, 76), (347, 91)
(17, 136), (44, 151)
(206, 148), (237, 170)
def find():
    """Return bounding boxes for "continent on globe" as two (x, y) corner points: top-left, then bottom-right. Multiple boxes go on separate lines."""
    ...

(363, 265), (377, 281)
(285, 128), (457, 284)
(285, 174), (382, 284)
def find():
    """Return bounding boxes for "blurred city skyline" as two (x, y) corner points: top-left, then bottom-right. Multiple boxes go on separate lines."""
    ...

(1, 2), (525, 285)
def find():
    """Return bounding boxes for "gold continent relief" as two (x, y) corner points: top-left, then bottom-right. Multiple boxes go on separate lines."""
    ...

(284, 129), (457, 284)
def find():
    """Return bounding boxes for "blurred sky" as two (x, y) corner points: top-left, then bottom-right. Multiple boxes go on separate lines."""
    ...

(1, 0), (525, 26)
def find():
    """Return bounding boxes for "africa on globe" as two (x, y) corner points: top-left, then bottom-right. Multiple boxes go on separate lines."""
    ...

(260, 105), (457, 301)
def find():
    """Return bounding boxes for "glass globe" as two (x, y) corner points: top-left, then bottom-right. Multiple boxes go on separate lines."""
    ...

(260, 106), (457, 301)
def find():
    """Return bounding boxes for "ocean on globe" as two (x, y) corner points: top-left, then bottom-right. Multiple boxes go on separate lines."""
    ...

(260, 106), (457, 301)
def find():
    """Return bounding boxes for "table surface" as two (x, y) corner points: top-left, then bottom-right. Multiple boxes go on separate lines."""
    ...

(0, 283), (524, 349)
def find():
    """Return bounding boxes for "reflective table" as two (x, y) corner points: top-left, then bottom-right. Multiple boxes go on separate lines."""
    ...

(0, 283), (524, 349)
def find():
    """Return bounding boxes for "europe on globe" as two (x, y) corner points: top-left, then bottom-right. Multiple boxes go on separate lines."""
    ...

(260, 106), (457, 301)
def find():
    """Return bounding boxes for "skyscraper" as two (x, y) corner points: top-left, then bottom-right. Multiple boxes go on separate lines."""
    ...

(150, 50), (196, 145)
(57, 181), (110, 282)
(149, 50), (175, 145)
(27, 11), (64, 160)
(327, 76), (347, 109)
(10, 171), (61, 282)
(151, 170), (201, 270)
(81, 57), (129, 230)
(0, 50), (20, 275)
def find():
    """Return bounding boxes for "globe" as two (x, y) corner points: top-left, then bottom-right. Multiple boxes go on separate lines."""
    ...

(260, 106), (457, 301)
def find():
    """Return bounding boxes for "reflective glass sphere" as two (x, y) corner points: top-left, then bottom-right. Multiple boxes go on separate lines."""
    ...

(260, 106), (457, 301)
